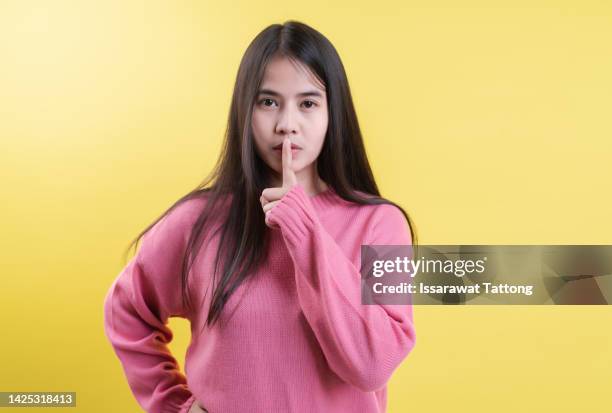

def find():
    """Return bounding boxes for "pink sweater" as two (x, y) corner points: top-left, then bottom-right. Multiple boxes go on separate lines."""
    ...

(103, 184), (416, 413)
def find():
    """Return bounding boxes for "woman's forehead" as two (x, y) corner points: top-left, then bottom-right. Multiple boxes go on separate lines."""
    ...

(260, 55), (326, 95)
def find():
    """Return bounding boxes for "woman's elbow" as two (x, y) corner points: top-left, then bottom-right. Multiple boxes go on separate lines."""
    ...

(337, 337), (417, 393)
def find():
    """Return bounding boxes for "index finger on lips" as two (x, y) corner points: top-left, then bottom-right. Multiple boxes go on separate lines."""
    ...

(282, 137), (295, 187)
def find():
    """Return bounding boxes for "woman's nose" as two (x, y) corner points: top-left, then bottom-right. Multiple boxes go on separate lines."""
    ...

(275, 107), (298, 135)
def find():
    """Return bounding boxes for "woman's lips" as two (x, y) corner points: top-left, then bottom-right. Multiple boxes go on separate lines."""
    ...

(273, 148), (301, 155)
(273, 143), (302, 150)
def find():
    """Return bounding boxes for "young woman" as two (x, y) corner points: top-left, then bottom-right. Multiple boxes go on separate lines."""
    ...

(103, 20), (417, 413)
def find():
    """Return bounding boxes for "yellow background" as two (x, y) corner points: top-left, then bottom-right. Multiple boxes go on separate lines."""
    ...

(1, 1), (610, 411)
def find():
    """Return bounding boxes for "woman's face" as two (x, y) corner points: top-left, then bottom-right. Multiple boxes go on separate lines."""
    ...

(251, 55), (328, 182)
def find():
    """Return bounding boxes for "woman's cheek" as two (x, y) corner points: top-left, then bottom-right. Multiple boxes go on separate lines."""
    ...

(302, 149), (317, 169)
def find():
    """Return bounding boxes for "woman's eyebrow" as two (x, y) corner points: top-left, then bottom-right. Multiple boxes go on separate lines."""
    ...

(257, 88), (324, 98)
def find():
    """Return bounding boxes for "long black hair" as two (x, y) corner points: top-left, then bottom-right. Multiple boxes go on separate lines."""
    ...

(124, 20), (417, 330)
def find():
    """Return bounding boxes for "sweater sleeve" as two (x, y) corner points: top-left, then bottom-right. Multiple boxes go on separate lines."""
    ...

(267, 185), (416, 392)
(103, 203), (198, 413)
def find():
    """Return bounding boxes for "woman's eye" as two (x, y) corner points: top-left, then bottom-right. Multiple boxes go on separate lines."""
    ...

(302, 100), (316, 109)
(260, 98), (276, 107)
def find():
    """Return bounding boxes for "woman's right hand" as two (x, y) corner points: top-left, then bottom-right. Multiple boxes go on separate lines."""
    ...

(188, 399), (209, 413)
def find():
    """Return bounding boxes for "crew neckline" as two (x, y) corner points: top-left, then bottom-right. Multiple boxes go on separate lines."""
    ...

(307, 185), (338, 210)
(307, 186), (332, 198)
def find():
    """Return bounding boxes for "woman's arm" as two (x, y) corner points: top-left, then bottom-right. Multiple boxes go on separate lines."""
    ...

(268, 185), (416, 392)
(103, 204), (199, 413)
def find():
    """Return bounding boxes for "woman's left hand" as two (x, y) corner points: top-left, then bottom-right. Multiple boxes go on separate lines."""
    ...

(260, 137), (298, 227)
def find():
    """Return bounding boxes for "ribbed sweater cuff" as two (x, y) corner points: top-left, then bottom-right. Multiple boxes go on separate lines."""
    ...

(268, 184), (321, 241)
